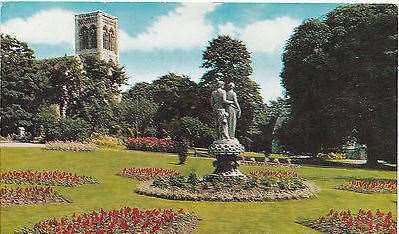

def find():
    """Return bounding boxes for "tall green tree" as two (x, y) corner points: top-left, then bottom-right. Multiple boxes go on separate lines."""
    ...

(0, 34), (47, 136)
(200, 35), (266, 148)
(281, 4), (397, 165)
(152, 73), (199, 129)
(118, 97), (158, 137)
(39, 56), (86, 119)
(77, 55), (127, 133)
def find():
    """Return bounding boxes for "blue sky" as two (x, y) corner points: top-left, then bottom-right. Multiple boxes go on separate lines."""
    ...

(1, 2), (341, 102)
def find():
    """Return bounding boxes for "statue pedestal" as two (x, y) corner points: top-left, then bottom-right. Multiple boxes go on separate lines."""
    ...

(208, 139), (245, 177)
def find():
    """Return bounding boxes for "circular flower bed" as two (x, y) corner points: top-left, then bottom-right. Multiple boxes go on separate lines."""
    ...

(337, 178), (397, 194)
(118, 167), (180, 181)
(15, 207), (199, 234)
(136, 171), (319, 202)
(298, 209), (397, 234)
(0, 170), (98, 187)
(1, 186), (69, 206)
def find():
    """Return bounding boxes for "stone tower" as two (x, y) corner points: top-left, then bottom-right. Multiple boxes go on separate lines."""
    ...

(75, 11), (119, 64)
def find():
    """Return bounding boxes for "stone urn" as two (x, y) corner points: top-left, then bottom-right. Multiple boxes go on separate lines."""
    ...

(208, 138), (245, 176)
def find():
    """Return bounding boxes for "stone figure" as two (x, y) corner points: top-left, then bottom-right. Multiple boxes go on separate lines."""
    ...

(226, 82), (241, 139)
(211, 81), (234, 140)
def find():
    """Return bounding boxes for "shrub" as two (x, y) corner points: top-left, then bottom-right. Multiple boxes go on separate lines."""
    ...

(126, 137), (176, 153)
(171, 117), (216, 147)
(298, 209), (396, 234)
(316, 152), (346, 160)
(45, 141), (97, 152)
(176, 139), (190, 164)
(42, 117), (92, 141)
(16, 207), (199, 234)
(89, 133), (121, 148)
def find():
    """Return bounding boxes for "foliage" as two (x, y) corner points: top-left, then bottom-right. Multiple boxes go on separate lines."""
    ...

(171, 116), (216, 147)
(117, 97), (158, 137)
(0, 170), (98, 187)
(16, 207), (199, 234)
(38, 55), (127, 133)
(89, 133), (121, 148)
(117, 167), (180, 181)
(298, 209), (397, 234)
(126, 137), (176, 153)
(42, 118), (92, 141)
(253, 97), (290, 152)
(176, 139), (190, 165)
(0, 34), (46, 136)
(39, 56), (86, 119)
(1, 186), (68, 206)
(316, 152), (347, 160)
(152, 73), (199, 126)
(338, 178), (397, 193)
(124, 81), (154, 101)
(76, 55), (127, 133)
(45, 141), (97, 152)
(199, 35), (266, 149)
(281, 4), (397, 165)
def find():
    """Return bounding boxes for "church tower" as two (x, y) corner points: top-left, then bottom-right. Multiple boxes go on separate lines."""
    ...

(75, 11), (119, 64)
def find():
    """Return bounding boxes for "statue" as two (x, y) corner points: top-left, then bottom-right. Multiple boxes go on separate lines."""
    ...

(211, 81), (234, 140)
(226, 82), (240, 139)
(208, 80), (245, 177)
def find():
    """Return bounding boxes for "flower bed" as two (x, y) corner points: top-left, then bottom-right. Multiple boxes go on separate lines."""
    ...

(126, 137), (176, 153)
(249, 169), (298, 179)
(298, 209), (397, 234)
(89, 133), (122, 148)
(316, 152), (346, 160)
(0, 170), (98, 187)
(338, 178), (397, 193)
(1, 186), (68, 206)
(240, 160), (301, 168)
(118, 167), (180, 181)
(16, 207), (199, 234)
(45, 141), (97, 152)
(136, 173), (319, 202)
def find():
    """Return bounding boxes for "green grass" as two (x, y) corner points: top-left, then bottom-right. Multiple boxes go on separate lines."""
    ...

(1, 148), (396, 233)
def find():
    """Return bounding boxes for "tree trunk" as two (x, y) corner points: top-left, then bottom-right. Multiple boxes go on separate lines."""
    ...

(366, 145), (379, 168)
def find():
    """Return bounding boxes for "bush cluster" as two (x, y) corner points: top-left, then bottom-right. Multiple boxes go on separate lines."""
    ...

(42, 117), (92, 142)
(126, 137), (176, 153)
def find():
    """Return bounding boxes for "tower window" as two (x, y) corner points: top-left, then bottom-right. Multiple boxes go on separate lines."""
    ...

(89, 25), (97, 49)
(103, 26), (109, 50)
(80, 26), (88, 50)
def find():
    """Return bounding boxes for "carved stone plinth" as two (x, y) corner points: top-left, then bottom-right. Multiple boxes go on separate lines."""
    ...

(208, 139), (245, 177)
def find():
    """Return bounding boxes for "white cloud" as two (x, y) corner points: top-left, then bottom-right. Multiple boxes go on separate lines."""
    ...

(1, 8), (75, 45)
(120, 3), (219, 51)
(218, 16), (300, 53)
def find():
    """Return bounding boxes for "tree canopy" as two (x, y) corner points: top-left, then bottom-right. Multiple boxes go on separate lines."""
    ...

(281, 4), (397, 165)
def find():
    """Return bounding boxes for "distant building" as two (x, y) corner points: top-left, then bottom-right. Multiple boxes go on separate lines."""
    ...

(75, 11), (119, 64)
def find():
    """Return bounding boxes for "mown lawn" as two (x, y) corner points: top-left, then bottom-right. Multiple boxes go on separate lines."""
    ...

(1, 147), (396, 233)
